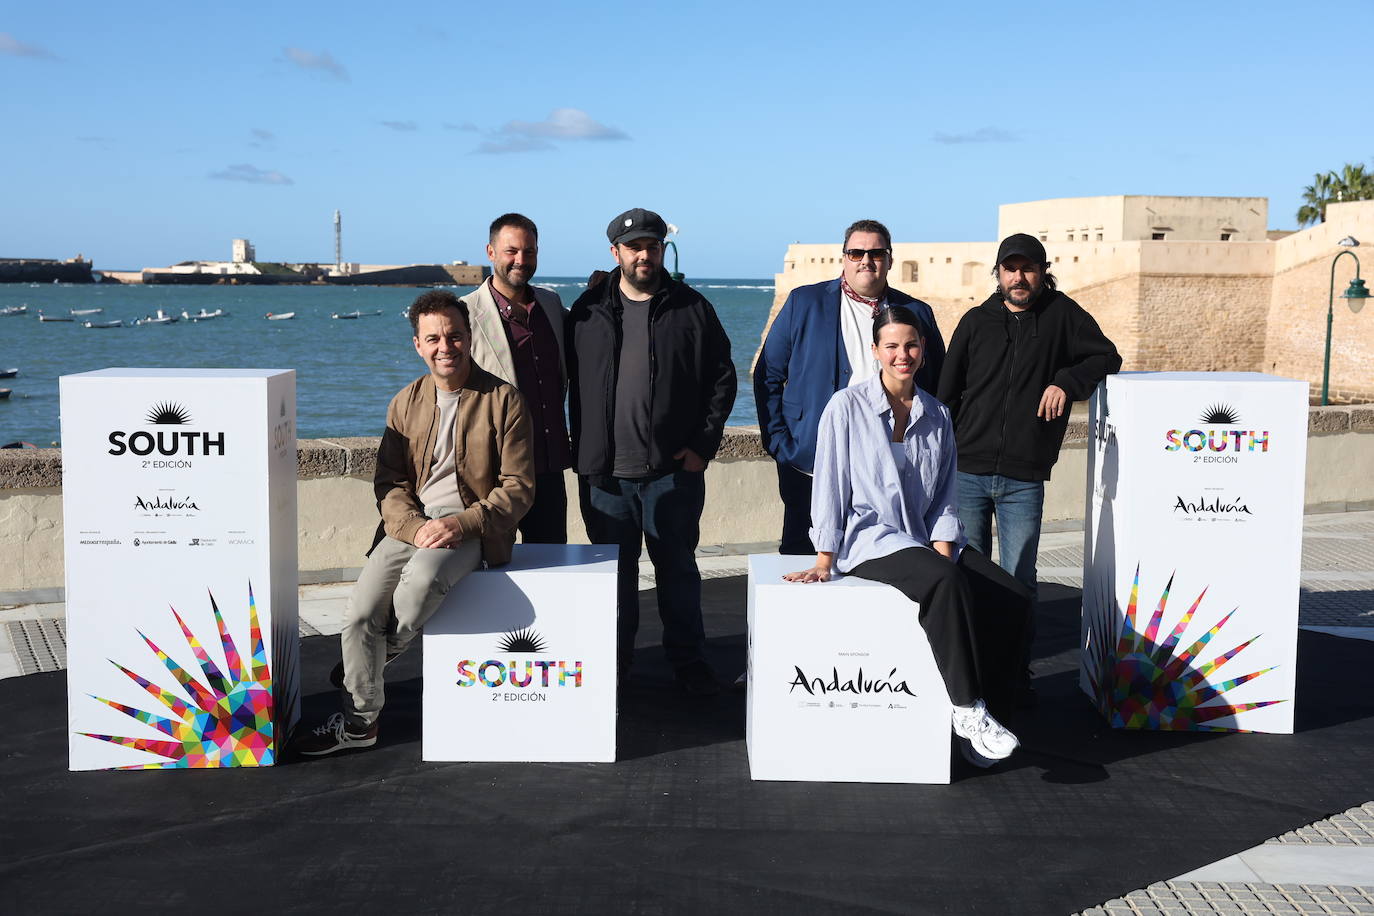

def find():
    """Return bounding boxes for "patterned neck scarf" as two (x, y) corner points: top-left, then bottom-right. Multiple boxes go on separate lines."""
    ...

(840, 274), (884, 318)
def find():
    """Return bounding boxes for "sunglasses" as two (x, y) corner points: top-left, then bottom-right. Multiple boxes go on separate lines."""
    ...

(842, 247), (891, 263)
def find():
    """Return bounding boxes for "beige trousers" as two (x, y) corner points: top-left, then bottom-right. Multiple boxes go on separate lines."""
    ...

(340, 506), (480, 728)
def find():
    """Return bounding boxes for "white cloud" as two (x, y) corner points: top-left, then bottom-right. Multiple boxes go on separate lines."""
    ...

(476, 136), (556, 155)
(932, 127), (1017, 145)
(500, 108), (628, 141)
(209, 164), (294, 185)
(0, 33), (56, 59)
(283, 47), (348, 81)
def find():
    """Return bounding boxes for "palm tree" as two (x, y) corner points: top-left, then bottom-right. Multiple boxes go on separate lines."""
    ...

(1335, 163), (1374, 202)
(1297, 162), (1374, 226)
(1297, 171), (1336, 226)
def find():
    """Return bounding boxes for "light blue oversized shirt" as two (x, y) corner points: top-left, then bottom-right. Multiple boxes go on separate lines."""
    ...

(809, 375), (965, 573)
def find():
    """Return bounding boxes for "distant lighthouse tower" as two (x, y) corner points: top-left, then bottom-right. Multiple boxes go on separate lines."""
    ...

(334, 209), (342, 268)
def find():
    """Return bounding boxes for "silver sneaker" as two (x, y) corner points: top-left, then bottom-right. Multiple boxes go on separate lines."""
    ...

(951, 700), (1019, 767)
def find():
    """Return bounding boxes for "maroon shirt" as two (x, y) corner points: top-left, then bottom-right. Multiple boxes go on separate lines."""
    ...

(489, 281), (572, 474)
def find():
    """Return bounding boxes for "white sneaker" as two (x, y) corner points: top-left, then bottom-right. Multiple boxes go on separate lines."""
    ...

(951, 700), (1019, 767)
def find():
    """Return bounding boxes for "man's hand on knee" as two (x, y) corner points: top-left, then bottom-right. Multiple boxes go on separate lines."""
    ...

(414, 516), (463, 549)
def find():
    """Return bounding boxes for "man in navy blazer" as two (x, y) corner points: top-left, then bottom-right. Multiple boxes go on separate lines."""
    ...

(754, 219), (945, 554)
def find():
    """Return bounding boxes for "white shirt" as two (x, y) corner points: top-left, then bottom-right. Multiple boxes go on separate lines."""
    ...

(839, 289), (881, 387)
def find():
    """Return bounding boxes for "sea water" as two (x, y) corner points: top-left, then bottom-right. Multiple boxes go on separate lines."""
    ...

(0, 278), (776, 446)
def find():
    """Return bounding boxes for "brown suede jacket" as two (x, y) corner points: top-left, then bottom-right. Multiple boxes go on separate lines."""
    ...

(372, 364), (534, 566)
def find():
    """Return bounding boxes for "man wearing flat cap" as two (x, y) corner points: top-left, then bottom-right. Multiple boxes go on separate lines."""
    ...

(566, 208), (737, 696)
(937, 233), (1121, 698)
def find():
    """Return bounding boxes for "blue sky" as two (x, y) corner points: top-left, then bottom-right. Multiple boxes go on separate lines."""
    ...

(3, 1), (1370, 278)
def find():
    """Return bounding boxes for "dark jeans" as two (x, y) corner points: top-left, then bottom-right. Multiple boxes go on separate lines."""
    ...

(958, 471), (1045, 675)
(850, 546), (1031, 708)
(519, 470), (568, 544)
(579, 471), (706, 670)
(775, 462), (815, 556)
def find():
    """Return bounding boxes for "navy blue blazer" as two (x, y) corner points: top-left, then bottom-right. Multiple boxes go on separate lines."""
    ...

(753, 278), (945, 473)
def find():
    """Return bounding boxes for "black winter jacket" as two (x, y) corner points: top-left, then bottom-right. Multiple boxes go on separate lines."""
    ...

(937, 289), (1121, 481)
(566, 268), (737, 478)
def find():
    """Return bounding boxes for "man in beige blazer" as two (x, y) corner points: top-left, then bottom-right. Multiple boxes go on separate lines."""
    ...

(460, 213), (571, 543)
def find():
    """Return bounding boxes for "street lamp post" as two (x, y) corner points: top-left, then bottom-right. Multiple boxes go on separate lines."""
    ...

(1322, 236), (1370, 405)
(665, 240), (684, 282)
(665, 223), (683, 282)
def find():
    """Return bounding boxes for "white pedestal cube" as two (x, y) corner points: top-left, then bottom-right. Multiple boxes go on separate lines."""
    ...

(1081, 372), (1307, 734)
(746, 554), (951, 784)
(61, 368), (299, 770)
(423, 544), (618, 762)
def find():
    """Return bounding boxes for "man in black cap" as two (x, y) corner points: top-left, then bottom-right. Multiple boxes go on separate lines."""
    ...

(937, 233), (1121, 696)
(566, 208), (737, 695)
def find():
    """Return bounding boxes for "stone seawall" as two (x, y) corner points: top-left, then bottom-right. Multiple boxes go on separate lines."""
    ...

(3, 411), (1372, 601)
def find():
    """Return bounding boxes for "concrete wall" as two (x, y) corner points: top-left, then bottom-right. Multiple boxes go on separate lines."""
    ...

(3, 410), (1371, 600)
(996, 196), (1268, 244)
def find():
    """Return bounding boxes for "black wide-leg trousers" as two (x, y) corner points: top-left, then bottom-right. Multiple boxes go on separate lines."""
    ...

(849, 546), (1031, 708)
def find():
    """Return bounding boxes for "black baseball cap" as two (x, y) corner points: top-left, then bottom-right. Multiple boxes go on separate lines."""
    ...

(996, 233), (1048, 266)
(607, 208), (668, 246)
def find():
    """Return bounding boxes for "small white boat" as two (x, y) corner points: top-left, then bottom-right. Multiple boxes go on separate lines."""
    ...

(37, 312), (74, 322)
(70, 308), (103, 316)
(83, 319), (123, 328)
(135, 309), (179, 326)
(0, 305), (28, 317)
(182, 308), (227, 321)
(332, 310), (362, 319)
(0, 368), (17, 379)
(266, 311), (296, 320)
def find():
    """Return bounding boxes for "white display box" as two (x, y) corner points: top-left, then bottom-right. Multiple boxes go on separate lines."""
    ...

(1081, 372), (1307, 734)
(423, 544), (618, 763)
(746, 554), (951, 784)
(61, 369), (299, 770)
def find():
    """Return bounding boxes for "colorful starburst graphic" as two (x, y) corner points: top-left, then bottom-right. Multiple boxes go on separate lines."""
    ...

(1084, 565), (1284, 731)
(79, 585), (275, 768)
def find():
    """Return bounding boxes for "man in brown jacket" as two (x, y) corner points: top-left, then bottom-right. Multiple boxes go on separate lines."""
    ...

(295, 290), (534, 756)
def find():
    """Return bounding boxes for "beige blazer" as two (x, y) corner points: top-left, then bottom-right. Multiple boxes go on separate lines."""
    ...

(460, 279), (567, 390)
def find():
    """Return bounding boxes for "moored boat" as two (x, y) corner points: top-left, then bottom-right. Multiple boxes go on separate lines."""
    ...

(0, 305), (27, 316)
(83, 319), (123, 328)
(70, 308), (103, 316)
(37, 312), (74, 322)
(0, 368), (17, 379)
(266, 311), (296, 320)
(0, 388), (11, 399)
(332, 310), (361, 319)
(135, 309), (179, 326)
(182, 308), (227, 321)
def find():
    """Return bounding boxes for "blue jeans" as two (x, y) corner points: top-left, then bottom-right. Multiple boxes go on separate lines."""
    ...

(956, 472), (1043, 600)
(580, 471), (706, 671)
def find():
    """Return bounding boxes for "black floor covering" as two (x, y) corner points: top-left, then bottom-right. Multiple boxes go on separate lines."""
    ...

(2, 579), (1372, 915)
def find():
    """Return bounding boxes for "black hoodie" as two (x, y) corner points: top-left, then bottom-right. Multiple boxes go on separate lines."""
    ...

(566, 268), (737, 478)
(937, 289), (1121, 481)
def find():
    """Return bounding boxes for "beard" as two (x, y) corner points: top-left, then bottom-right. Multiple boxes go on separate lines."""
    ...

(998, 281), (1040, 306)
(622, 263), (660, 294)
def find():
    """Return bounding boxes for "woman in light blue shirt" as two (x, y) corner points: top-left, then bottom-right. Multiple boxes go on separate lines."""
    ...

(785, 306), (1030, 767)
